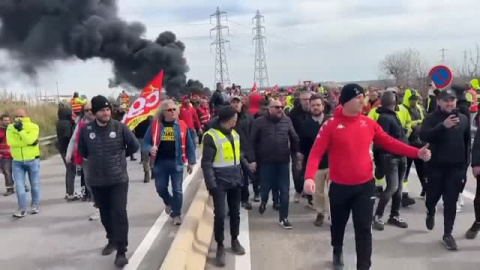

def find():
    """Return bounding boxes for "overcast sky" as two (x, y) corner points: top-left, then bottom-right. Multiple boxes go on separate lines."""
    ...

(1, 0), (479, 98)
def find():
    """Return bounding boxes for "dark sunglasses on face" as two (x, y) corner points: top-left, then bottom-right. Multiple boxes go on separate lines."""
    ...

(271, 106), (285, 110)
(166, 108), (176, 112)
(84, 109), (92, 112)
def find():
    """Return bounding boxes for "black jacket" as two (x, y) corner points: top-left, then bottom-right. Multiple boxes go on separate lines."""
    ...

(56, 107), (74, 154)
(78, 120), (139, 187)
(472, 128), (480, 167)
(420, 108), (470, 165)
(133, 118), (152, 139)
(299, 114), (330, 169)
(375, 107), (408, 156)
(289, 105), (310, 135)
(457, 97), (471, 122)
(201, 120), (244, 191)
(250, 114), (300, 164)
(210, 90), (226, 110)
(426, 94), (438, 114)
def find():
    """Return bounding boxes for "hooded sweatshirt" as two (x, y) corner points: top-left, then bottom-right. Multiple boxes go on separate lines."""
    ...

(305, 107), (419, 185)
(56, 107), (74, 154)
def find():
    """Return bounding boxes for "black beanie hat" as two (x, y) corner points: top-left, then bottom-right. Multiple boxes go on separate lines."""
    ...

(91, 95), (112, 114)
(339, 84), (365, 105)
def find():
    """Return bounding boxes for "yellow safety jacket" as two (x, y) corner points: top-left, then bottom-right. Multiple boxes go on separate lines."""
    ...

(204, 129), (240, 168)
(71, 97), (86, 114)
(6, 117), (40, 161)
(401, 89), (424, 137)
(368, 106), (410, 131)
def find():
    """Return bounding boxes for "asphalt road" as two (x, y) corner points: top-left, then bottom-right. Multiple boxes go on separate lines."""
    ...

(0, 152), (202, 270)
(205, 167), (480, 270)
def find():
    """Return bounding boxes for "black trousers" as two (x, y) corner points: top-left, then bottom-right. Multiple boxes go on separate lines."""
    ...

(405, 158), (427, 191)
(330, 180), (375, 270)
(212, 186), (241, 245)
(475, 176), (480, 222)
(91, 182), (129, 253)
(373, 150), (385, 181)
(241, 163), (250, 203)
(426, 165), (464, 235)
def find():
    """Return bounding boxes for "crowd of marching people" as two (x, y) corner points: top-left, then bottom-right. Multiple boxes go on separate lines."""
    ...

(1, 78), (480, 269)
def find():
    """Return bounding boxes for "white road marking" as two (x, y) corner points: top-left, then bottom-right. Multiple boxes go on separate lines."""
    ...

(125, 161), (201, 270)
(235, 208), (252, 270)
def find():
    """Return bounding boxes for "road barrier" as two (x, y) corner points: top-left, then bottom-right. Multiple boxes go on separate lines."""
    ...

(39, 135), (57, 146)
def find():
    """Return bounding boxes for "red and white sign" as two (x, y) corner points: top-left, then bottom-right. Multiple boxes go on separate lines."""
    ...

(123, 70), (164, 130)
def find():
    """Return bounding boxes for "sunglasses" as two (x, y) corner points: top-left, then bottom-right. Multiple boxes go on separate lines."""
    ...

(166, 108), (177, 112)
(84, 109), (92, 112)
(271, 106), (285, 110)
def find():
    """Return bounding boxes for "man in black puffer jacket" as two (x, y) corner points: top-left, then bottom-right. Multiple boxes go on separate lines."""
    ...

(372, 91), (409, 231)
(249, 99), (300, 229)
(56, 106), (77, 200)
(78, 95), (139, 268)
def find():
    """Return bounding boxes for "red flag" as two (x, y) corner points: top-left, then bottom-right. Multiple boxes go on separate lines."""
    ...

(123, 70), (163, 130)
(251, 82), (258, 93)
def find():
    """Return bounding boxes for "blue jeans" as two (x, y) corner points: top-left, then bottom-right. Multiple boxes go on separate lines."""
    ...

(12, 159), (40, 211)
(153, 159), (184, 217)
(259, 163), (290, 221)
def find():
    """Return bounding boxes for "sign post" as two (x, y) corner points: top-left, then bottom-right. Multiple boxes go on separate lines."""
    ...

(428, 65), (453, 89)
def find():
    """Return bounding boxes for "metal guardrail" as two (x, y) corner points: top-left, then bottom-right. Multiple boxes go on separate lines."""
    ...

(39, 135), (57, 146)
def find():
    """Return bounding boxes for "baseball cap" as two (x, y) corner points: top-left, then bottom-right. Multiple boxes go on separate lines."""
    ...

(438, 89), (457, 100)
(230, 96), (241, 102)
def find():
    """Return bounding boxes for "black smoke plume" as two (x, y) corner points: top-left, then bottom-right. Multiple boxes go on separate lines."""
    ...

(0, 0), (189, 96)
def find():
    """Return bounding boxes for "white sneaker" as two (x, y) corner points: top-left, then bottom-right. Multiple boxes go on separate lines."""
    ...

(456, 202), (463, 213)
(293, 193), (301, 203)
(89, 208), (100, 221)
(459, 194), (465, 207)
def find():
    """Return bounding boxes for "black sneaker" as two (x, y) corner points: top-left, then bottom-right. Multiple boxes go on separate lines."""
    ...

(373, 215), (384, 231)
(231, 239), (246, 255)
(114, 252), (129, 267)
(253, 193), (260, 202)
(279, 219), (292, 229)
(242, 201), (253, 210)
(333, 249), (344, 270)
(466, 222), (480, 240)
(402, 193), (416, 207)
(388, 216), (408, 229)
(259, 203), (266, 215)
(426, 214), (435, 231)
(442, 234), (458, 251)
(102, 241), (117, 256)
(4, 189), (14, 196)
(216, 245), (226, 267)
(420, 189), (426, 199)
(273, 203), (280, 211)
(314, 213), (325, 227)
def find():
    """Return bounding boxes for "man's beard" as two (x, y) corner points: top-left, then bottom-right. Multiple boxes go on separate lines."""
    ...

(312, 111), (323, 117)
(97, 117), (110, 124)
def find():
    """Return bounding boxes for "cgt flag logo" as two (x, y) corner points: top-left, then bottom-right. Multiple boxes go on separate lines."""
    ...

(123, 70), (164, 130)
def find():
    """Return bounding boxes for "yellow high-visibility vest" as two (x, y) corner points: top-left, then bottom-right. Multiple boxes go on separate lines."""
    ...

(204, 129), (240, 168)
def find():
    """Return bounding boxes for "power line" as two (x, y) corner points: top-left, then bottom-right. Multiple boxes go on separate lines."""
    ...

(253, 10), (269, 88)
(210, 7), (231, 86)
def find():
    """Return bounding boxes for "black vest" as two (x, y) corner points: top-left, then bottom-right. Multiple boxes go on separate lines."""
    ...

(83, 120), (129, 186)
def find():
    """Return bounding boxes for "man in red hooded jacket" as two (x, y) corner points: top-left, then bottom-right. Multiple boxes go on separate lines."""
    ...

(304, 84), (431, 270)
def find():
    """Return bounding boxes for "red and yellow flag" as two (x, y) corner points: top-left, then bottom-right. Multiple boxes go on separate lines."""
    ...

(123, 70), (164, 130)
